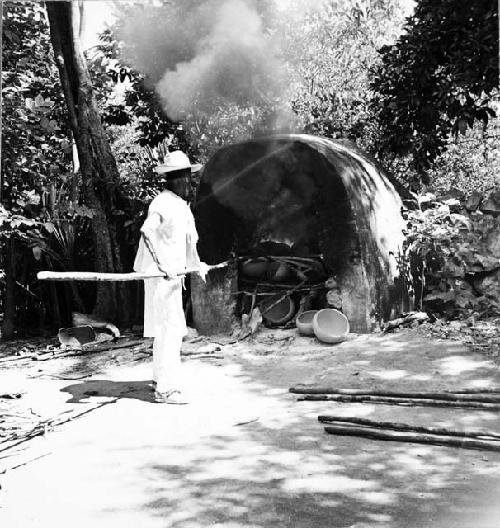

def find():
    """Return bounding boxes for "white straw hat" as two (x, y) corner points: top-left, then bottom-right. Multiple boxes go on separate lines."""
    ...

(154, 150), (202, 174)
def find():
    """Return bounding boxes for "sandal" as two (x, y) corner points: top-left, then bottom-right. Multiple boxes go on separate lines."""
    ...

(154, 389), (189, 405)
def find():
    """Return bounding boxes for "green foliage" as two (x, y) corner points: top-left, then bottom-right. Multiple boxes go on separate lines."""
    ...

(184, 103), (293, 161)
(400, 197), (500, 318)
(1, 2), (97, 332)
(371, 0), (499, 181)
(87, 1), (411, 163)
(0, 202), (44, 240)
(428, 112), (500, 197)
(282, 0), (409, 150)
(0, 203), (93, 333)
(172, 0), (410, 159)
(86, 2), (288, 162)
(87, 26), (189, 151)
(2, 2), (72, 207)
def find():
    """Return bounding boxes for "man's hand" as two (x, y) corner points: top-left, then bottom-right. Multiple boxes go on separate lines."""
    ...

(157, 264), (176, 280)
(197, 262), (209, 282)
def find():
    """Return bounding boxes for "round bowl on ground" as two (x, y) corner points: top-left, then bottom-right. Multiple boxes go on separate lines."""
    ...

(260, 294), (295, 325)
(295, 310), (319, 335)
(312, 309), (349, 343)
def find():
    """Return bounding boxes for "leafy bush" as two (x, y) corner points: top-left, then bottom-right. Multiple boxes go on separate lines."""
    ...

(2, 2), (72, 207)
(399, 196), (500, 319)
(428, 113), (500, 197)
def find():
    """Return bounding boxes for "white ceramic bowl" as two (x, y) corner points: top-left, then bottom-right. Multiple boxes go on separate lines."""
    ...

(312, 309), (349, 343)
(295, 310), (319, 335)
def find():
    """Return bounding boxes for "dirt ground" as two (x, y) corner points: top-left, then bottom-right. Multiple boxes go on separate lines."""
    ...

(1, 328), (500, 528)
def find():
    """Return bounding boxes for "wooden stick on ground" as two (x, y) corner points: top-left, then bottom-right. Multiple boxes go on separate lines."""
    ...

(290, 386), (500, 396)
(318, 415), (500, 440)
(290, 387), (500, 403)
(324, 424), (500, 452)
(0, 399), (118, 455)
(445, 388), (500, 394)
(33, 339), (149, 361)
(297, 394), (500, 409)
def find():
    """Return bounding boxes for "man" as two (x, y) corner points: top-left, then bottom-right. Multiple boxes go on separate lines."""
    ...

(134, 150), (205, 404)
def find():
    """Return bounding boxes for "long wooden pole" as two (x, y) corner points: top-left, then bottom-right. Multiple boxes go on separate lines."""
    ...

(37, 262), (228, 282)
(297, 394), (500, 409)
(324, 424), (500, 452)
(290, 386), (500, 395)
(290, 387), (500, 402)
(318, 415), (500, 440)
(38, 271), (194, 282)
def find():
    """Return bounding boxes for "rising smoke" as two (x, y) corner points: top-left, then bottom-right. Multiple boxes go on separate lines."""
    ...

(118, 0), (290, 122)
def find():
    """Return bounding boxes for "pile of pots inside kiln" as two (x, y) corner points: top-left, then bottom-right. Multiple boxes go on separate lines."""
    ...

(237, 245), (330, 329)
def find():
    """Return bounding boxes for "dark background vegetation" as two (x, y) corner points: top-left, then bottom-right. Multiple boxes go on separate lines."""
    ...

(1, 0), (498, 338)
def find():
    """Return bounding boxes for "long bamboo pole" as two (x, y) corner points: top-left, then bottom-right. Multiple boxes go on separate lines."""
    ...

(37, 262), (228, 282)
(290, 387), (500, 402)
(290, 386), (500, 395)
(288, 385), (500, 396)
(324, 424), (500, 452)
(297, 394), (500, 409)
(318, 415), (500, 440)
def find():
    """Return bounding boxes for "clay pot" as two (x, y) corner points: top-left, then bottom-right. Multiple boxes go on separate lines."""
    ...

(58, 325), (96, 347)
(312, 309), (349, 343)
(267, 261), (293, 282)
(260, 295), (295, 325)
(295, 310), (318, 335)
(240, 257), (269, 279)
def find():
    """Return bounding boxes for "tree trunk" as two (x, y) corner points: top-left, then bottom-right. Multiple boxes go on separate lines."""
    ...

(0, 1), (3, 204)
(1, 236), (17, 339)
(45, 2), (130, 324)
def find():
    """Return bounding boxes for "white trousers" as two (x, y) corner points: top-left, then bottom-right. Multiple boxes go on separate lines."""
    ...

(144, 278), (187, 392)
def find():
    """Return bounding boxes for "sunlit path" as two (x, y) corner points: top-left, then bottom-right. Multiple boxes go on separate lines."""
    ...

(2, 330), (500, 528)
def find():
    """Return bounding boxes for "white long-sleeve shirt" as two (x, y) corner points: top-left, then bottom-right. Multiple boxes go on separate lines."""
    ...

(133, 190), (201, 275)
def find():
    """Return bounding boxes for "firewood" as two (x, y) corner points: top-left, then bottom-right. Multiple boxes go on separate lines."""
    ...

(185, 354), (224, 360)
(0, 399), (118, 454)
(72, 312), (120, 337)
(260, 281), (306, 316)
(324, 424), (500, 452)
(297, 394), (500, 409)
(290, 387), (500, 403)
(34, 338), (147, 361)
(318, 415), (500, 440)
(301, 387), (500, 395)
(445, 388), (500, 394)
(383, 311), (429, 332)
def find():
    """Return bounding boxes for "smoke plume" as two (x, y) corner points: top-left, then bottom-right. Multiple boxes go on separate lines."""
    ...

(118, 0), (289, 121)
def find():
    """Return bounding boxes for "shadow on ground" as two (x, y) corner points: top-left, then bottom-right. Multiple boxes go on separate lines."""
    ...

(61, 379), (155, 403)
(57, 330), (500, 528)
